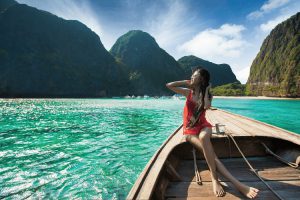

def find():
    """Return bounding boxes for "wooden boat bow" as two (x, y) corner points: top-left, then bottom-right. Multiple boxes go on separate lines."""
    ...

(127, 108), (300, 200)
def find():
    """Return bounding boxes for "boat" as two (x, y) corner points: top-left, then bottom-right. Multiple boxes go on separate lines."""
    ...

(127, 108), (300, 199)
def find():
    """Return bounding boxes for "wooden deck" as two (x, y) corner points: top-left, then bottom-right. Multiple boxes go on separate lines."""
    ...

(127, 108), (300, 200)
(205, 108), (300, 145)
(165, 156), (300, 199)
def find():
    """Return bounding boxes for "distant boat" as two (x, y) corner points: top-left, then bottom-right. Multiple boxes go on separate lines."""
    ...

(172, 94), (180, 100)
(127, 108), (300, 199)
(143, 95), (150, 99)
(172, 94), (185, 100)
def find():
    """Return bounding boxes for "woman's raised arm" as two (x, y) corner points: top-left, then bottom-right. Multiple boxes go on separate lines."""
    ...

(166, 80), (191, 98)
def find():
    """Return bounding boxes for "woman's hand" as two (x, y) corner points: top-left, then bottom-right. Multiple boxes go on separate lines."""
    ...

(185, 80), (192, 89)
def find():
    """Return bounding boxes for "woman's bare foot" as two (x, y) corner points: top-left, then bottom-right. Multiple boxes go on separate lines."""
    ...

(212, 179), (226, 197)
(238, 184), (259, 199)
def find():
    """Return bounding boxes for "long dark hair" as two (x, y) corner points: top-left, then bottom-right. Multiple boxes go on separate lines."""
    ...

(186, 66), (211, 128)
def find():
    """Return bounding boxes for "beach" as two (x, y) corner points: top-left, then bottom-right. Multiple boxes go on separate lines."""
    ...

(214, 96), (300, 100)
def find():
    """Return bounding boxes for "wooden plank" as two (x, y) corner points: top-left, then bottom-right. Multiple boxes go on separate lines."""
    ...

(126, 125), (183, 200)
(207, 109), (252, 137)
(215, 109), (300, 145)
(206, 110), (237, 138)
(176, 161), (300, 182)
(136, 126), (186, 199)
(216, 109), (279, 138)
(210, 109), (260, 137)
(174, 137), (274, 160)
(205, 110), (233, 138)
(196, 156), (286, 166)
(205, 110), (220, 126)
(165, 180), (300, 199)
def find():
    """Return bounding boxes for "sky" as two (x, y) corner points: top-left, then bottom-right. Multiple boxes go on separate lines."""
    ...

(16, 0), (300, 84)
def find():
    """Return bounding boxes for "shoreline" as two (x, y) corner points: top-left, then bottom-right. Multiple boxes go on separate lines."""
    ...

(213, 96), (300, 100)
(0, 96), (300, 100)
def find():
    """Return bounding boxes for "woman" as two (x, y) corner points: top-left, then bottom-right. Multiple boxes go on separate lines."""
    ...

(166, 67), (259, 198)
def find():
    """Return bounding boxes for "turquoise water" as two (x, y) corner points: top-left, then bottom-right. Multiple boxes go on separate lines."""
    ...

(213, 98), (300, 133)
(0, 98), (299, 199)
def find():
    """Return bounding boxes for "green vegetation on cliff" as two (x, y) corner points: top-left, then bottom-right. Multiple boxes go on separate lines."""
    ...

(211, 82), (246, 96)
(0, 0), (17, 12)
(246, 12), (300, 97)
(110, 30), (184, 96)
(0, 1), (242, 97)
(0, 1), (130, 97)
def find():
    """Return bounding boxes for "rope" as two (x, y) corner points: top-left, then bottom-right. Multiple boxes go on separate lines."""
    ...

(223, 127), (285, 200)
(192, 147), (202, 185)
(191, 122), (296, 199)
(213, 109), (299, 169)
(260, 142), (299, 168)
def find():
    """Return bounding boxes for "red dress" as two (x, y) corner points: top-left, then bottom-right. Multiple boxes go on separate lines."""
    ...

(183, 90), (213, 135)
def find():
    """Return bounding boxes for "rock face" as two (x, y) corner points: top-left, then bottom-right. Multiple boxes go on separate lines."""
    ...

(0, 0), (17, 12)
(177, 55), (239, 86)
(0, 1), (130, 97)
(246, 12), (300, 97)
(0, 1), (242, 97)
(110, 30), (185, 96)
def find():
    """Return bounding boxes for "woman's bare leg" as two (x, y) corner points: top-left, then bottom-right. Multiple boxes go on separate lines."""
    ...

(199, 127), (226, 197)
(186, 133), (225, 197)
(214, 156), (259, 198)
(188, 127), (260, 198)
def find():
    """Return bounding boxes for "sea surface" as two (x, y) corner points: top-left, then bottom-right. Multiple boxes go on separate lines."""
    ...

(1, 98), (299, 199)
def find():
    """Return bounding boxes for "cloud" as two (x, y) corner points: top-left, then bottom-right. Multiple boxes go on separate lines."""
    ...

(260, 14), (291, 32)
(178, 24), (249, 59)
(177, 24), (255, 83)
(17, 0), (295, 84)
(247, 0), (290, 20)
(258, 0), (300, 33)
(17, 0), (103, 39)
(143, 0), (199, 55)
(261, 0), (290, 11)
(235, 66), (251, 83)
(17, 0), (200, 53)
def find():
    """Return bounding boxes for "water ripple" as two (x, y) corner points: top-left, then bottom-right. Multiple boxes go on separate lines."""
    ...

(0, 98), (299, 199)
